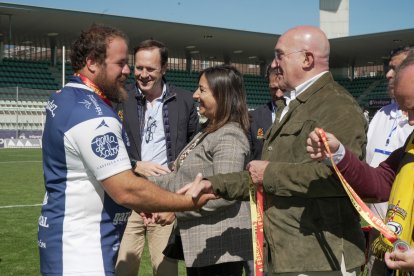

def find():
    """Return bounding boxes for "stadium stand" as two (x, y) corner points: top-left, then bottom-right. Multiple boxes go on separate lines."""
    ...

(1, 2), (413, 146)
(0, 58), (392, 111)
(0, 58), (59, 90)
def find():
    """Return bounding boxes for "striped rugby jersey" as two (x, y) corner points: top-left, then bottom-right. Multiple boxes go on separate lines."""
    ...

(39, 76), (132, 275)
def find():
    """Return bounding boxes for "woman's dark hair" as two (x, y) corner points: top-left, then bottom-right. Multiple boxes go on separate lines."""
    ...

(70, 24), (129, 72)
(199, 65), (250, 134)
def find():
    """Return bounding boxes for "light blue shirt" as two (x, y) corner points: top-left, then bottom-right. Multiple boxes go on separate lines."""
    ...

(140, 84), (168, 166)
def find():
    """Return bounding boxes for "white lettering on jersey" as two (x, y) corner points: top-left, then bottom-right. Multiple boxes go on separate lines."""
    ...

(38, 215), (49, 228)
(113, 211), (131, 225)
(38, 239), (47, 248)
(79, 99), (92, 109)
(88, 95), (103, 116)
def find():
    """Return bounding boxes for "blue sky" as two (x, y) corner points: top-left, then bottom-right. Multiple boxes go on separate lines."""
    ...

(2, 0), (414, 35)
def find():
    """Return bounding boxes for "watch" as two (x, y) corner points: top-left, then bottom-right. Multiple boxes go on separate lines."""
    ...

(131, 160), (137, 171)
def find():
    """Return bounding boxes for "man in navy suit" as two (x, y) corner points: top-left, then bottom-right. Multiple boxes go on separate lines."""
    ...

(249, 65), (285, 160)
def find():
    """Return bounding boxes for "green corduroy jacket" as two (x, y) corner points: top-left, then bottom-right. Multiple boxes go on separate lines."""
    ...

(207, 72), (368, 273)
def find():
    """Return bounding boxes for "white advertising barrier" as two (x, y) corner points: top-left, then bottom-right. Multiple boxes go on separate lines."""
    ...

(4, 139), (42, 148)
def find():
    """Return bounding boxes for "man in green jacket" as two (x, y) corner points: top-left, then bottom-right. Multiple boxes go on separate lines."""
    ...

(181, 25), (368, 275)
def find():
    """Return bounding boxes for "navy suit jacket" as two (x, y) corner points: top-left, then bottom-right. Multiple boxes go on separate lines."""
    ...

(248, 101), (273, 160)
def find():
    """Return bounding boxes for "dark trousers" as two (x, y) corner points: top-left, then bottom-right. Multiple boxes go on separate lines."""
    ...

(186, 261), (244, 276)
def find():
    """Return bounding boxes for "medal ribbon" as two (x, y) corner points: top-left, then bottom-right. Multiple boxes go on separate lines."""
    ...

(75, 73), (112, 107)
(249, 181), (264, 276)
(316, 128), (398, 243)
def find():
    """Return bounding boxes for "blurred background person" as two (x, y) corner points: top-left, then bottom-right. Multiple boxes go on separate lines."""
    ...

(249, 64), (285, 160)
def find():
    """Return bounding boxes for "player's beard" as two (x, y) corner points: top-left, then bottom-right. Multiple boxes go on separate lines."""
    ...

(95, 70), (128, 103)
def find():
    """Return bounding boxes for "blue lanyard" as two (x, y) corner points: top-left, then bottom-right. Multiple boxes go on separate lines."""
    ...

(385, 119), (398, 146)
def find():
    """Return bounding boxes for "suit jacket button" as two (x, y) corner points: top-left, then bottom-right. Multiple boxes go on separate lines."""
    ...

(267, 146), (273, 151)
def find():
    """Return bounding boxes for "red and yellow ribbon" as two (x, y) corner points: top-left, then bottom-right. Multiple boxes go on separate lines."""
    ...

(75, 73), (112, 107)
(250, 181), (264, 276)
(316, 128), (398, 243)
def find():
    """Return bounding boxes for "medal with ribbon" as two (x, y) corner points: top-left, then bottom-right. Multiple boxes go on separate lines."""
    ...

(316, 128), (410, 253)
(75, 73), (113, 107)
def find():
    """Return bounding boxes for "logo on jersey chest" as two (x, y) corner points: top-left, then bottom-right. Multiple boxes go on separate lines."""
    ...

(91, 132), (119, 160)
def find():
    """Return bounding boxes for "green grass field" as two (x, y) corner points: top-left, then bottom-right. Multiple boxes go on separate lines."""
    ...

(0, 148), (186, 276)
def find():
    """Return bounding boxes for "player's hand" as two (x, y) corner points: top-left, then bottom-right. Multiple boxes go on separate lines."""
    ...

(134, 161), (171, 177)
(306, 128), (340, 161)
(177, 173), (215, 199)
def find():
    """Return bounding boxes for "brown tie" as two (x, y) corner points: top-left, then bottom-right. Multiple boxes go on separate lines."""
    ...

(275, 98), (286, 122)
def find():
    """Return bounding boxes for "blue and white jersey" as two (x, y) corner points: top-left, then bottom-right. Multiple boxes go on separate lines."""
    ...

(39, 76), (132, 275)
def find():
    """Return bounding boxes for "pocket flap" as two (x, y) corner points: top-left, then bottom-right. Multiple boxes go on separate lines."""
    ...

(280, 121), (303, 135)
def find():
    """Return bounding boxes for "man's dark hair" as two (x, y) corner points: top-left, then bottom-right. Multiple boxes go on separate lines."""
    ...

(265, 64), (278, 82)
(390, 44), (414, 59)
(395, 52), (414, 82)
(133, 39), (169, 67)
(70, 24), (129, 72)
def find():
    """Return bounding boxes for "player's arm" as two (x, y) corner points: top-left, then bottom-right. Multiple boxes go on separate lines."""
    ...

(102, 170), (214, 213)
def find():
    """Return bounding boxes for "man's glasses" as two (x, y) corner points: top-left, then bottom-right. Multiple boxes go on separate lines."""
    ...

(274, 50), (306, 60)
(145, 116), (157, 143)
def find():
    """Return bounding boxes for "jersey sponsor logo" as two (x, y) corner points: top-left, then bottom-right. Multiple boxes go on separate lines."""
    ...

(388, 203), (408, 219)
(96, 120), (110, 129)
(46, 100), (58, 117)
(38, 215), (49, 228)
(91, 132), (119, 160)
(113, 211), (131, 225)
(79, 99), (92, 109)
(386, 221), (403, 235)
(88, 94), (103, 116)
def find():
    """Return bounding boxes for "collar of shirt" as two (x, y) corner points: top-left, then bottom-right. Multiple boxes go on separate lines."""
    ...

(136, 81), (167, 102)
(284, 71), (328, 106)
(385, 102), (410, 128)
(388, 101), (403, 119)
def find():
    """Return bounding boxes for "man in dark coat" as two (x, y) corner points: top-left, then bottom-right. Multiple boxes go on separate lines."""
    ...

(114, 39), (199, 276)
